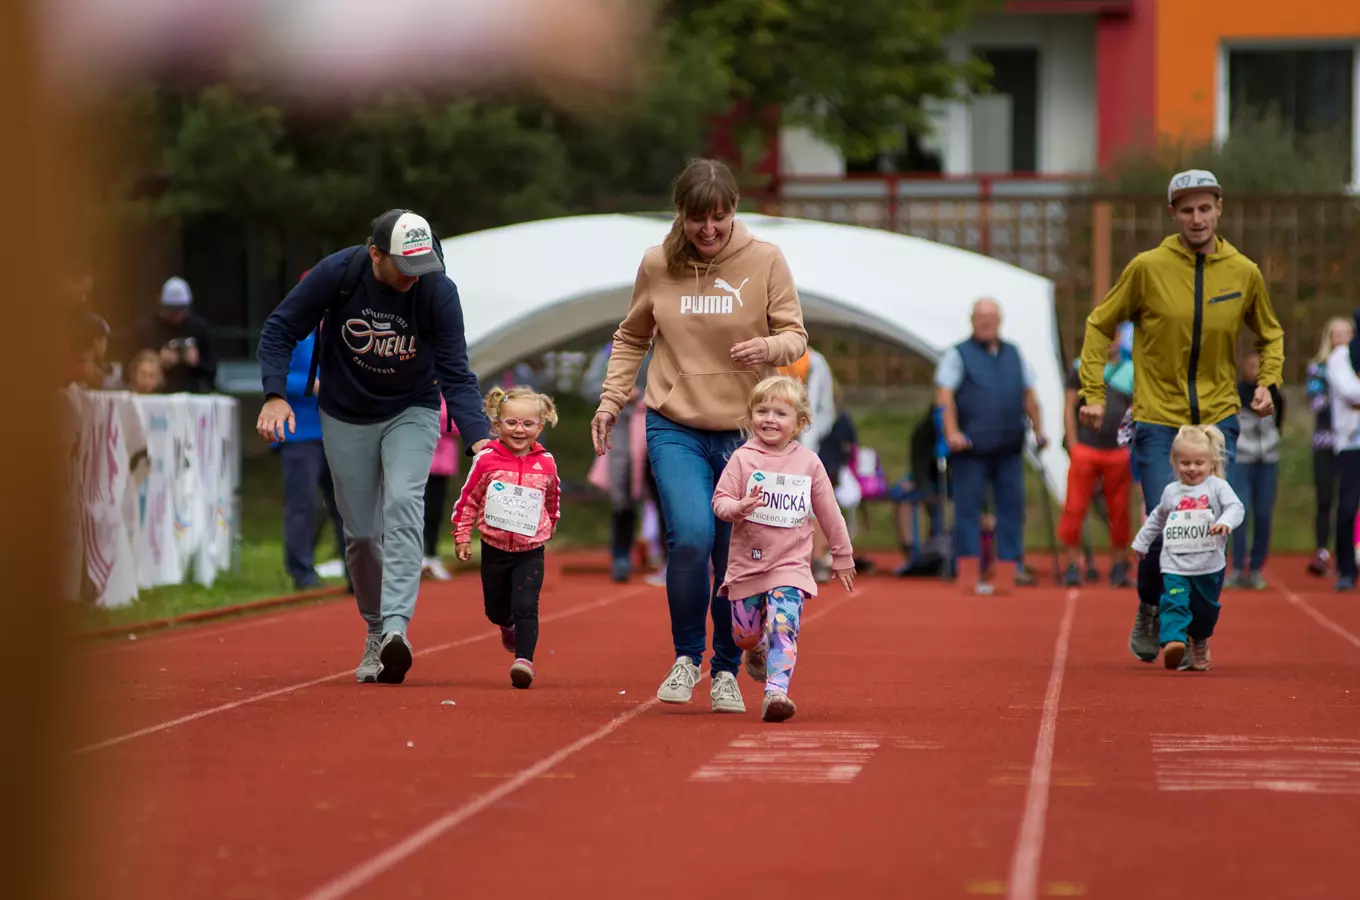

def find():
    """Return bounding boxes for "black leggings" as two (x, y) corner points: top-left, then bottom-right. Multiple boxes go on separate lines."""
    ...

(423, 475), (449, 558)
(1314, 448), (1339, 550)
(480, 541), (544, 660)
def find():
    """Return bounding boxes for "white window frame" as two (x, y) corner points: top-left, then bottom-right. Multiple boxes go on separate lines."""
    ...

(1215, 38), (1360, 192)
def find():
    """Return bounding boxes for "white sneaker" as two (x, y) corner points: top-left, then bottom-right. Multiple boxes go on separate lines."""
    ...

(424, 557), (452, 581)
(355, 636), (381, 683)
(710, 671), (746, 714)
(657, 657), (700, 703)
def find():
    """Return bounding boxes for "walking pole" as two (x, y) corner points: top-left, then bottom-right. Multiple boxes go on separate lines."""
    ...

(933, 405), (952, 580)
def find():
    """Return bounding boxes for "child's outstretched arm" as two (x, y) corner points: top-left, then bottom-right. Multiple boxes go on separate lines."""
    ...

(1130, 486), (1172, 557)
(1211, 477), (1245, 533)
(809, 460), (855, 591)
(713, 453), (756, 522)
(450, 452), (491, 550)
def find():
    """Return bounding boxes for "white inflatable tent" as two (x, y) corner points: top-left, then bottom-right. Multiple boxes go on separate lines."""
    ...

(443, 213), (1070, 500)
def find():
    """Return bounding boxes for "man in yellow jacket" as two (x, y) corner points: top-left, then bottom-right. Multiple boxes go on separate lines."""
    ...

(1077, 169), (1284, 665)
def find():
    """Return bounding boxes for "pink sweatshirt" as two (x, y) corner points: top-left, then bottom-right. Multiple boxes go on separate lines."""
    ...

(712, 439), (854, 601)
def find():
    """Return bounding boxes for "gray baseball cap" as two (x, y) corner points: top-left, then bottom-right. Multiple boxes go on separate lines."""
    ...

(1168, 169), (1222, 204)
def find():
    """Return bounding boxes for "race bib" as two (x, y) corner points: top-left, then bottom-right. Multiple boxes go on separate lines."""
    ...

(1163, 508), (1217, 554)
(483, 480), (544, 537)
(745, 470), (812, 529)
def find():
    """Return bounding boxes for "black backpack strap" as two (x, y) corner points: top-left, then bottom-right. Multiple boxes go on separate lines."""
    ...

(304, 247), (368, 397)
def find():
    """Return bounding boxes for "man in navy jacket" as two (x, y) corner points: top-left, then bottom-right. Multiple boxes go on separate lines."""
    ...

(256, 210), (491, 685)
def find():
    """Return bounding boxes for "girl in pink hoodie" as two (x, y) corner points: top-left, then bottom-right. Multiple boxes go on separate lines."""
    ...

(712, 376), (856, 722)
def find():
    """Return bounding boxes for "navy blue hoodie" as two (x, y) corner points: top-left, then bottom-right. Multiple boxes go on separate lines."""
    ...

(256, 246), (491, 451)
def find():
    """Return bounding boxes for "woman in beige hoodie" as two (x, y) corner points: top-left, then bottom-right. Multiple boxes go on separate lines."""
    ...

(591, 158), (808, 715)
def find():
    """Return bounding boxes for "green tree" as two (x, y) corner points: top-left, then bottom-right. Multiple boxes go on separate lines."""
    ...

(663, 0), (999, 168)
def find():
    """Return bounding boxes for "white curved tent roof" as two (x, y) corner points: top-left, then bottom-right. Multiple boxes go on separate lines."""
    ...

(442, 213), (1069, 498)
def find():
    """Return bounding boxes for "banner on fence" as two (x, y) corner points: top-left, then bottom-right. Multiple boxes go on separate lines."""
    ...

(65, 388), (239, 608)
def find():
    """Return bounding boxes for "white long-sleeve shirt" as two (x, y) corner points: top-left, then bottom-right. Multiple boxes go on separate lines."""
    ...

(1131, 475), (1244, 576)
(1326, 344), (1360, 454)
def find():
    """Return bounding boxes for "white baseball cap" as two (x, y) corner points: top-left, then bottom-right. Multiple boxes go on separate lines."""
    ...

(1168, 169), (1222, 204)
(371, 209), (444, 277)
(161, 276), (192, 307)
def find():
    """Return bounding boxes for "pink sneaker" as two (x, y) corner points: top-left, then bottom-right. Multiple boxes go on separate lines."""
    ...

(499, 625), (516, 653)
(510, 658), (535, 689)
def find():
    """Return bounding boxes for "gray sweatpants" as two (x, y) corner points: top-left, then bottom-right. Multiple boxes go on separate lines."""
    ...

(320, 406), (439, 637)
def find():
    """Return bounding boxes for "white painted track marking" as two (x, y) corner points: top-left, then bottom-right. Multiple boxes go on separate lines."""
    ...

(1285, 591), (1360, 652)
(1006, 589), (1079, 900)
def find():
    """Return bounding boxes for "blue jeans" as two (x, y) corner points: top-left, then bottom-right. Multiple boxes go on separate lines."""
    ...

(1159, 571), (1223, 644)
(1132, 415), (1239, 610)
(646, 410), (745, 676)
(952, 450), (1024, 562)
(1229, 461), (1278, 572)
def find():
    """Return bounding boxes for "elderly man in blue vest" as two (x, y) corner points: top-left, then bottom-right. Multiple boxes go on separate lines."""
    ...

(936, 297), (1048, 595)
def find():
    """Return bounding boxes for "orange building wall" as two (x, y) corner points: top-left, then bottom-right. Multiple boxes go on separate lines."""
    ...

(1155, 0), (1360, 141)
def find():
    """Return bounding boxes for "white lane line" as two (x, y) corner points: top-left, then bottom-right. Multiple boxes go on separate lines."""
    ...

(1006, 588), (1079, 900)
(1284, 591), (1360, 652)
(72, 590), (642, 756)
(295, 588), (866, 900)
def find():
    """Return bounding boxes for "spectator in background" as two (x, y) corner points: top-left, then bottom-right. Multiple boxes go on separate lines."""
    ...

(132, 276), (218, 394)
(1058, 337), (1135, 587)
(124, 350), (164, 394)
(421, 396), (460, 581)
(1227, 352), (1284, 589)
(274, 277), (348, 593)
(889, 404), (949, 576)
(1306, 316), (1353, 578)
(69, 309), (113, 389)
(936, 298), (1048, 596)
(780, 347), (839, 581)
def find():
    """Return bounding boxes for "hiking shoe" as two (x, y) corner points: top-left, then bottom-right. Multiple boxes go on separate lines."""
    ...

(1129, 603), (1159, 662)
(657, 657), (701, 704)
(1062, 563), (1081, 588)
(1307, 549), (1331, 577)
(762, 692), (797, 723)
(377, 631), (413, 684)
(356, 636), (382, 683)
(1188, 638), (1211, 671)
(510, 658), (535, 689)
(1162, 640), (1187, 670)
(710, 671), (746, 714)
(499, 625), (516, 654)
(743, 640), (768, 683)
(1246, 571), (1267, 590)
(1109, 562), (1134, 588)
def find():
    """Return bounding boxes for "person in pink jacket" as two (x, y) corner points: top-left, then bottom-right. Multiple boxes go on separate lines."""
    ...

(712, 375), (856, 723)
(422, 395), (461, 581)
(451, 385), (562, 689)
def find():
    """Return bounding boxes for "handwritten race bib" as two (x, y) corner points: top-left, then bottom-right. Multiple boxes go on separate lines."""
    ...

(1163, 508), (1217, 554)
(483, 480), (544, 537)
(745, 470), (812, 529)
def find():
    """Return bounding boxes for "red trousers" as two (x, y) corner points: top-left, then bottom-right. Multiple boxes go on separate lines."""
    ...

(1058, 443), (1132, 548)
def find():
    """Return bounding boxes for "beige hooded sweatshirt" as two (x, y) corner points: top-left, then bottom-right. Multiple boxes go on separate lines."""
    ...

(596, 220), (808, 432)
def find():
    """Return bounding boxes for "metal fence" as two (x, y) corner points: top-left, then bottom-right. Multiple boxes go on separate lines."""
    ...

(758, 179), (1360, 386)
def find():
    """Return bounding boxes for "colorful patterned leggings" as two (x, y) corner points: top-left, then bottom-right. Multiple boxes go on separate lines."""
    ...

(730, 586), (806, 696)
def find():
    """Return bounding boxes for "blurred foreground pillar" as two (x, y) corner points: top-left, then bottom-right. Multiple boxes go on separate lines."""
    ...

(0, 2), (87, 899)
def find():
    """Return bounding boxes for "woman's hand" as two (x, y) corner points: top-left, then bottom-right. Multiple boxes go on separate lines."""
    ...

(591, 410), (616, 456)
(730, 338), (770, 368)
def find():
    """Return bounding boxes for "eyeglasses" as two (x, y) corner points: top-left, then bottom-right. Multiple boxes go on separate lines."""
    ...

(496, 418), (541, 429)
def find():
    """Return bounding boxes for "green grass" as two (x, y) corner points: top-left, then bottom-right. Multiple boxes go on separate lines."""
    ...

(83, 390), (1322, 629)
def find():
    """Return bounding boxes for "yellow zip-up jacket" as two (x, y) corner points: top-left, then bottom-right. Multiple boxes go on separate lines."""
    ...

(1080, 235), (1284, 428)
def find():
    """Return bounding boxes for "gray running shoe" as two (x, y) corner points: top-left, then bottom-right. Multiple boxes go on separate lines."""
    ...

(356, 636), (382, 683)
(377, 631), (413, 685)
(657, 657), (701, 703)
(1129, 603), (1160, 663)
(710, 671), (746, 713)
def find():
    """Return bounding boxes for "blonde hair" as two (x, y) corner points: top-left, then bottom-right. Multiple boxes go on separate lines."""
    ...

(128, 349), (164, 391)
(1315, 316), (1353, 364)
(738, 375), (812, 440)
(1171, 424), (1228, 479)
(484, 385), (559, 429)
(662, 158), (741, 277)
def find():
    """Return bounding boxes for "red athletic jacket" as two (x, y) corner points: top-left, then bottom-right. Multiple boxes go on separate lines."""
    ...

(451, 440), (561, 552)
